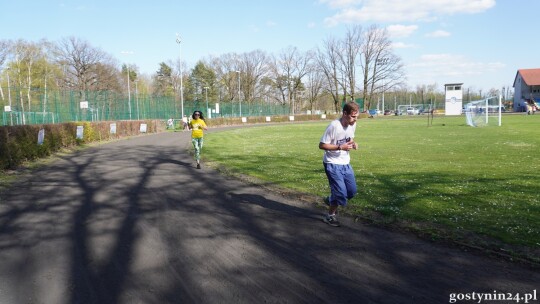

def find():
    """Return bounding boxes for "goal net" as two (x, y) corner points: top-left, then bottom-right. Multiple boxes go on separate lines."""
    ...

(465, 96), (502, 127)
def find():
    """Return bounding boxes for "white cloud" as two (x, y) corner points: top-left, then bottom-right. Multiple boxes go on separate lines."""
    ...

(323, 0), (495, 26)
(319, 0), (364, 9)
(425, 30), (451, 38)
(266, 21), (277, 27)
(307, 22), (317, 28)
(406, 53), (506, 89)
(387, 24), (418, 38)
(392, 42), (415, 49)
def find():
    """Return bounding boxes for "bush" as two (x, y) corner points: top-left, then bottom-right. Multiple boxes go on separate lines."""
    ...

(0, 120), (158, 171)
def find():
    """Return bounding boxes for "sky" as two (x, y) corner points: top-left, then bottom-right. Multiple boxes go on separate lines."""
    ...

(2, 0), (539, 93)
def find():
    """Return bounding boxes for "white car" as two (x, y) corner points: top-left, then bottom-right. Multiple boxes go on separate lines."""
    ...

(406, 107), (419, 115)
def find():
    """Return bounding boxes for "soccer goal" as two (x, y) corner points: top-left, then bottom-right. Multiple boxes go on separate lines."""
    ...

(464, 95), (502, 127)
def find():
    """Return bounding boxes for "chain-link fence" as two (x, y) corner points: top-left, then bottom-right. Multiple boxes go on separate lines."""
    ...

(1, 88), (291, 126)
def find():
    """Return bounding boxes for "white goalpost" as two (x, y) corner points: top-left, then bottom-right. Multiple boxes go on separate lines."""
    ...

(465, 95), (502, 127)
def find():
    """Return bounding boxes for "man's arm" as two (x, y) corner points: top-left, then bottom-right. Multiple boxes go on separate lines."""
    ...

(319, 142), (341, 151)
(319, 142), (355, 151)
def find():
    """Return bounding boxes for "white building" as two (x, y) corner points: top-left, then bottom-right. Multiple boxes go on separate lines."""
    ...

(444, 83), (463, 115)
(513, 68), (540, 112)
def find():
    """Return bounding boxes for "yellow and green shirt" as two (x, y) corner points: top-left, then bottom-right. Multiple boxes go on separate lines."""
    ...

(189, 118), (207, 139)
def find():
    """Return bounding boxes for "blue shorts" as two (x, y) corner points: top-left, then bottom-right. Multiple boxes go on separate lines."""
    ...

(323, 162), (357, 206)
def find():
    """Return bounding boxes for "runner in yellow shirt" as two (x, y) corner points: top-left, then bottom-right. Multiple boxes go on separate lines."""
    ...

(188, 110), (208, 169)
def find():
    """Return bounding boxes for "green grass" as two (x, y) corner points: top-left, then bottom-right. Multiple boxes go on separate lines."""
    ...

(204, 114), (540, 251)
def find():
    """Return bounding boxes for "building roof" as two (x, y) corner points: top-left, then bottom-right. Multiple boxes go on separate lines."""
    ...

(513, 68), (540, 87)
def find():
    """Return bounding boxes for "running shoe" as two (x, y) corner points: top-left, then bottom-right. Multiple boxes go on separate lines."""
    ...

(323, 214), (340, 227)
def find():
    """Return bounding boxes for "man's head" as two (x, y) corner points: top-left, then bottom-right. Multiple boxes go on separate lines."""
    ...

(342, 102), (359, 126)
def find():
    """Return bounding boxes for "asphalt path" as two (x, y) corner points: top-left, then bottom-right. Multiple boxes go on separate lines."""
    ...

(0, 129), (538, 304)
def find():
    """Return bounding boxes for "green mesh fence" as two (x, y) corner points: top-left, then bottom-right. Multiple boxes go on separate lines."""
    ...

(1, 88), (291, 126)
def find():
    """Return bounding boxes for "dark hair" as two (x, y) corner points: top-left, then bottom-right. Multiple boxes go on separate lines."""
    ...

(192, 111), (205, 120)
(343, 101), (360, 114)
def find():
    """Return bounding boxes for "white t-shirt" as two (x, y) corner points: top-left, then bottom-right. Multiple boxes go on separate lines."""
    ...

(320, 119), (356, 165)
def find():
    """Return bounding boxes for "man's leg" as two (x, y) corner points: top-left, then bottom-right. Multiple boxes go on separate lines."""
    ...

(343, 164), (357, 200)
(323, 163), (347, 226)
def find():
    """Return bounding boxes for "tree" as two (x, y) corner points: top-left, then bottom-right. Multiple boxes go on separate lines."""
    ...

(91, 62), (122, 92)
(208, 53), (238, 104)
(360, 25), (405, 111)
(339, 26), (363, 102)
(11, 39), (45, 124)
(0, 39), (12, 104)
(269, 46), (311, 114)
(154, 62), (174, 97)
(305, 60), (326, 112)
(238, 50), (269, 106)
(316, 37), (342, 113)
(190, 61), (216, 102)
(0, 40), (10, 69)
(121, 63), (138, 98)
(53, 36), (113, 101)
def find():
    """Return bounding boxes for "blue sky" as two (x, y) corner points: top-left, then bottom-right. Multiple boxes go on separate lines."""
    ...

(2, 0), (539, 93)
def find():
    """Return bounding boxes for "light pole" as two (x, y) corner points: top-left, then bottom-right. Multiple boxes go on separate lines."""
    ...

(204, 86), (209, 118)
(121, 51), (134, 120)
(236, 70), (241, 117)
(176, 34), (185, 120)
(7, 67), (12, 125)
(135, 79), (140, 120)
(377, 57), (389, 114)
(127, 65), (132, 120)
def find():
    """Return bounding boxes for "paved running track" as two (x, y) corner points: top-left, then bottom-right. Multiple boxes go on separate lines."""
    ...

(0, 129), (538, 304)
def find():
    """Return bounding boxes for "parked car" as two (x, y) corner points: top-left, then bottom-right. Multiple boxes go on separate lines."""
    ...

(406, 107), (419, 115)
(368, 109), (378, 116)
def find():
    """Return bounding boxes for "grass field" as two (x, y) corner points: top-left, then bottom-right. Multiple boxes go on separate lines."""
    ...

(203, 114), (539, 255)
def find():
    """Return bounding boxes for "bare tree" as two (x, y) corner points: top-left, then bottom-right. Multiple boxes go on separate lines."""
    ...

(209, 53), (238, 104)
(11, 39), (44, 124)
(270, 46), (311, 114)
(0, 40), (11, 69)
(339, 26), (363, 102)
(316, 37), (343, 113)
(0, 40), (12, 103)
(53, 36), (113, 102)
(239, 49), (269, 106)
(360, 25), (405, 111)
(305, 58), (326, 113)
(92, 62), (122, 92)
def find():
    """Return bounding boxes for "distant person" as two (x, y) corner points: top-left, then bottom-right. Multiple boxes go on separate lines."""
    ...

(188, 110), (208, 169)
(319, 101), (359, 227)
(182, 115), (189, 130)
(167, 117), (173, 129)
